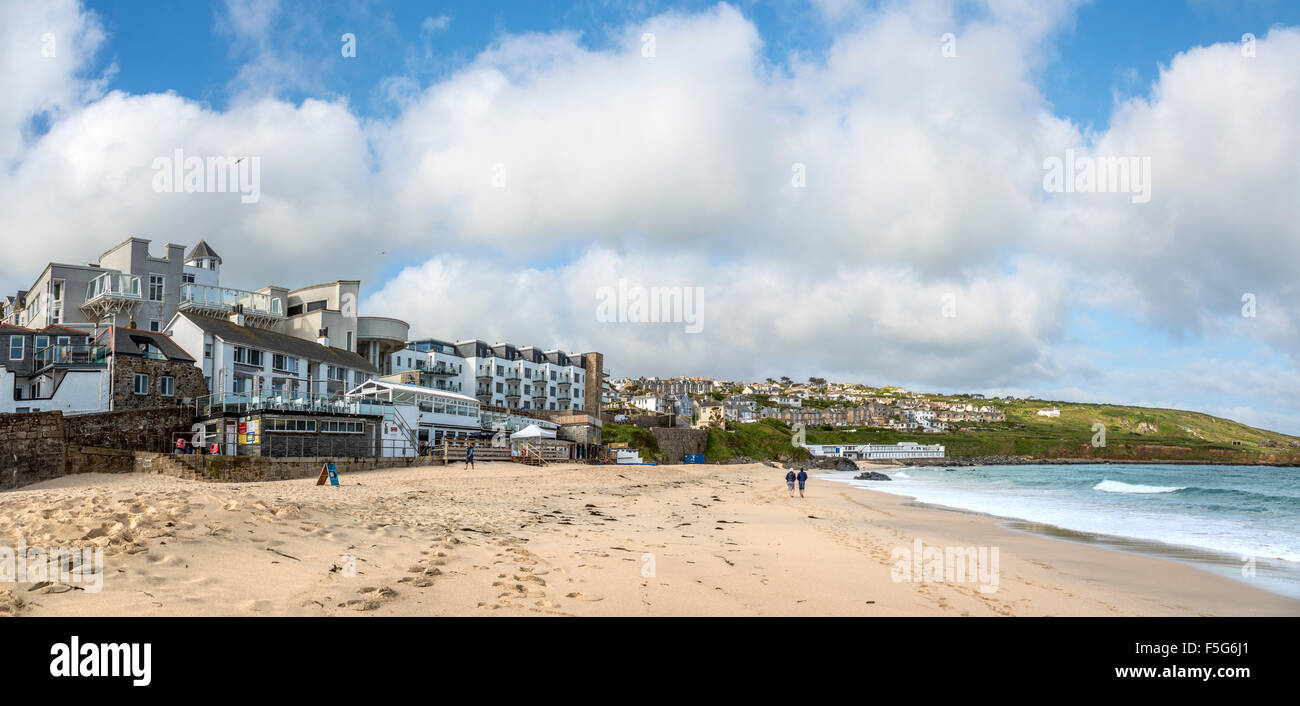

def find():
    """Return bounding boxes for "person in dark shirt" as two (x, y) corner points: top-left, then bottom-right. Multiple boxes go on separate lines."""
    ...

(465, 442), (475, 470)
(796, 469), (808, 498)
(785, 469), (797, 497)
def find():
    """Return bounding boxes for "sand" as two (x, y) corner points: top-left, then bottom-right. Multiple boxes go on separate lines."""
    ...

(1, 461), (1296, 616)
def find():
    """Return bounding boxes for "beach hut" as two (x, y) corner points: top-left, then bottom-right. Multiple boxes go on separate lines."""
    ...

(510, 424), (556, 441)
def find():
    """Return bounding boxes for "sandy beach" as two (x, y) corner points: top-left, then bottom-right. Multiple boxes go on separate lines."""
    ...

(2, 461), (1296, 617)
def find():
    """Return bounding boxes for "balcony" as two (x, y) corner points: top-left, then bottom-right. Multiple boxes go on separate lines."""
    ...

(356, 316), (410, 352)
(476, 368), (494, 382)
(82, 273), (141, 318)
(180, 284), (284, 324)
(196, 391), (388, 419)
(35, 344), (107, 371)
(429, 362), (460, 377)
(505, 369), (523, 381)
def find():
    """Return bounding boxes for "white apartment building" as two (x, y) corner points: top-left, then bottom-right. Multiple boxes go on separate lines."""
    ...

(805, 441), (946, 459)
(402, 338), (599, 414)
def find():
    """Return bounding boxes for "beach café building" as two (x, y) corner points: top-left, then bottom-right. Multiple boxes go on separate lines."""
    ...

(346, 379), (483, 456)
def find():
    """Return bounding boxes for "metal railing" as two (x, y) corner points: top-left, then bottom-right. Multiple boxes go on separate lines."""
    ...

(170, 432), (418, 458)
(85, 273), (141, 302)
(35, 343), (107, 369)
(179, 283), (283, 318)
(196, 391), (389, 418)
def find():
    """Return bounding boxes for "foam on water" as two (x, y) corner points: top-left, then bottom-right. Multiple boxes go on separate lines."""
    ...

(1093, 479), (1185, 494)
(818, 463), (1300, 597)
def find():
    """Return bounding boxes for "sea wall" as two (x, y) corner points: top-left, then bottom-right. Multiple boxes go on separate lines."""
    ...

(134, 452), (445, 483)
(652, 428), (707, 464)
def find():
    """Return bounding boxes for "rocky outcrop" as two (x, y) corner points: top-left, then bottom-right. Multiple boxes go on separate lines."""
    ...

(854, 470), (892, 481)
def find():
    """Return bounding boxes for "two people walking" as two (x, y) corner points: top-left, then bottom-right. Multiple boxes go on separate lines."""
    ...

(784, 468), (808, 498)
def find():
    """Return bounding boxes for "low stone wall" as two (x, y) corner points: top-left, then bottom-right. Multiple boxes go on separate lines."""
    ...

(0, 411), (68, 490)
(66, 445), (136, 475)
(134, 452), (445, 483)
(63, 406), (197, 453)
(651, 427), (707, 464)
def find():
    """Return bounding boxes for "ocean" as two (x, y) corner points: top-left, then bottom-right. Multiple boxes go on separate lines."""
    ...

(820, 463), (1300, 599)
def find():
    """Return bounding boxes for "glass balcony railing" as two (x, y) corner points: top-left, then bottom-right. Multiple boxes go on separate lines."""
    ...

(180, 284), (283, 318)
(35, 344), (107, 369)
(505, 369), (523, 381)
(85, 273), (141, 302)
(196, 391), (386, 418)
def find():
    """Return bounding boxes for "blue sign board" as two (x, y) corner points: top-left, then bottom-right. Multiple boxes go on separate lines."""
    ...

(684, 453), (705, 464)
(327, 462), (339, 486)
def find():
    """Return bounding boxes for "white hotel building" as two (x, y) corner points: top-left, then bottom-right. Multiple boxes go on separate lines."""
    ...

(805, 441), (947, 460)
(396, 338), (598, 414)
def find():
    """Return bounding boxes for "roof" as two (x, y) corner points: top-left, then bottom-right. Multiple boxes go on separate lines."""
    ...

(41, 324), (90, 337)
(177, 313), (377, 373)
(185, 240), (222, 264)
(347, 378), (478, 404)
(95, 327), (196, 362)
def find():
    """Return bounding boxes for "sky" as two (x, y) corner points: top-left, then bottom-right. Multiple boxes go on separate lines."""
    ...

(2, 0), (1299, 433)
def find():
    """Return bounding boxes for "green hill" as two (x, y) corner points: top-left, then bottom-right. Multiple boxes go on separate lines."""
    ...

(806, 399), (1300, 465)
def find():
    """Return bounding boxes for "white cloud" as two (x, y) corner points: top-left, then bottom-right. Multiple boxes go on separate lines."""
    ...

(1, 1), (1298, 430)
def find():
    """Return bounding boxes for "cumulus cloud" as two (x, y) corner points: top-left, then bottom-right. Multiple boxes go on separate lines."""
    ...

(0, 0), (1297, 429)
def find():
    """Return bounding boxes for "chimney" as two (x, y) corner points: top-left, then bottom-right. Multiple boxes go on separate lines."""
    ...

(316, 326), (329, 347)
(229, 303), (245, 327)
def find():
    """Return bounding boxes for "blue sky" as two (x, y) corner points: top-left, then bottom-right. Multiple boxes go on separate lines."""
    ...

(79, 0), (1300, 128)
(5, 0), (1300, 433)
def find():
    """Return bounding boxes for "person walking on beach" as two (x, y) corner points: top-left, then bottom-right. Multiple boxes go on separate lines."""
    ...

(785, 469), (797, 497)
(464, 442), (475, 470)
(796, 469), (808, 498)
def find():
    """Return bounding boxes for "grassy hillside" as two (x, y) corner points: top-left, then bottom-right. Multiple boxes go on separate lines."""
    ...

(603, 419), (812, 463)
(807, 399), (1300, 464)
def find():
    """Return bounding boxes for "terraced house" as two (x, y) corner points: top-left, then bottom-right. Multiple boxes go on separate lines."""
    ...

(0, 323), (200, 414)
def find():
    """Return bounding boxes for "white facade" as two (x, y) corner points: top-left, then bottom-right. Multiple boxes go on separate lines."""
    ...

(806, 441), (946, 459)
(346, 379), (482, 455)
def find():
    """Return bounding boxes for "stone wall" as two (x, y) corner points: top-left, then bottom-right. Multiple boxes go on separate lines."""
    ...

(651, 427), (707, 464)
(63, 406), (197, 453)
(134, 451), (444, 483)
(109, 356), (207, 411)
(0, 411), (68, 490)
(0, 407), (198, 490)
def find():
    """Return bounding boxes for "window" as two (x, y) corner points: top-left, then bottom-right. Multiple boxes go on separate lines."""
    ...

(287, 304), (303, 316)
(149, 274), (165, 302)
(329, 366), (346, 382)
(496, 365), (503, 376)
(321, 421), (362, 433)
(233, 347), (264, 366)
(346, 331), (353, 351)
(305, 300), (326, 312)
(204, 342), (212, 359)
(182, 273), (195, 284)
(133, 373), (149, 395)
(149, 320), (161, 332)
(160, 376), (175, 397)
(9, 336), (23, 360)
(272, 354), (298, 373)
(208, 260), (216, 270)
(267, 418), (316, 432)
(35, 336), (48, 354)
(495, 382), (503, 393)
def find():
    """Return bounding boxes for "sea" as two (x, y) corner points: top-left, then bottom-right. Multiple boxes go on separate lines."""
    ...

(819, 463), (1300, 599)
